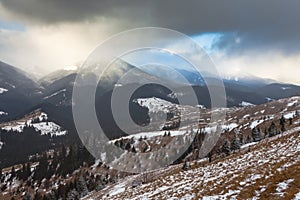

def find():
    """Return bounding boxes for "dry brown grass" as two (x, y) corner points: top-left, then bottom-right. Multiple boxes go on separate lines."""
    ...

(100, 129), (300, 200)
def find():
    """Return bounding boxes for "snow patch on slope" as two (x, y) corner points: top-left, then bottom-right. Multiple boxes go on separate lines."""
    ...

(43, 89), (66, 100)
(110, 129), (187, 143)
(32, 122), (67, 136)
(276, 179), (294, 197)
(203, 190), (240, 200)
(284, 112), (297, 119)
(0, 111), (8, 116)
(0, 87), (8, 94)
(288, 100), (298, 107)
(294, 192), (300, 200)
(1, 112), (66, 136)
(240, 101), (254, 107)
(134, 97), (176, 113)
(250, 120), (264, 129)
(109, 182), (126, 196)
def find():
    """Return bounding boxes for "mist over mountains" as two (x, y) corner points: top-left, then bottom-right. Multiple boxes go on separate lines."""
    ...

(0, 59), (299, 141)
(1, 60), (300, 123)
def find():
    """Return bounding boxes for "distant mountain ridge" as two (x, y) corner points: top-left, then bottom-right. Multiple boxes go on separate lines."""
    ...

(1, 60), (300, 136)
(0, 61), (42, 121)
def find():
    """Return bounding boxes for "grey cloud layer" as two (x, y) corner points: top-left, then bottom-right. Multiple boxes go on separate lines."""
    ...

(1, 0), (300, 53)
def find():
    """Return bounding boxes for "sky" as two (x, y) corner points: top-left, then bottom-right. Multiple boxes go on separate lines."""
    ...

(0, 0), (300, 84)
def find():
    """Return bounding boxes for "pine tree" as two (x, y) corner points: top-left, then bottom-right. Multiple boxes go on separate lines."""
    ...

(131, 146), (137, 153)
(66, 189), (79, 200)
(289, 118), (293, 125)
(34, 192), (41, 200)
(96, 183), (105, 192)
(20, 163), (27, 180)
(208, 151), (213, 163)
(231, 134), (241, 151)
(247, 135), (253, 143)
(222, 140), (231, 155)
(125, 142), (131, 150)
(252, 127), (262, 142)
(268, 122), (277, 137)
(62, 145), (67, 159)
(26, 163), (31, 179)
(48, 190), (56, 200)
(25, 191), (32, 200)
(76, 176), (88, 198)
(240, 135), (246, 145)
(280, 115), (286, 132)
(35, 153), (48, 181)
(295, 110), (299, 117)
(10, 166), (16, 179)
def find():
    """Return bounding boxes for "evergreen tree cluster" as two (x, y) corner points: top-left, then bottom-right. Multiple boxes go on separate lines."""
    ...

(0, 126), (57, 168)
(0, 143), (97, 200)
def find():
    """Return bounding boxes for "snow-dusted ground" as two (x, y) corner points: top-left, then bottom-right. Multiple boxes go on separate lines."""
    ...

(284, 111), (297, 119)
(250, 119), (264, 129)
(43, 89), (66, 100)
(0, 87), (8, 94)
(288, 99), (298, 107)
(240, 141), (257, 149)
(276, 179), (294, 197)
(2, 95), (300, 199)
(32, 122), (67, 136)
(243, 114), (250, 119)
(240, 101), (255, 107)
(133, 97), (177, 113)
(281, 87), (291, 90)
(86, 126), (300, 200)
(110, 122), (238, 144)
(294, 192), (300, 200)
(1, 112), (67, 136)
(0, 111), (8, 115)
(110, 129), (187, 143)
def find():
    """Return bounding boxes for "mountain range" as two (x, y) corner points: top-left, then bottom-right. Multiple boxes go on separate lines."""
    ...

(1, 60), (300, 138)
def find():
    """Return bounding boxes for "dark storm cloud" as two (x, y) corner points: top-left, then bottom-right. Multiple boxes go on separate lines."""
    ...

(0, 0), (153, 24)
(1, 0), (300, 53)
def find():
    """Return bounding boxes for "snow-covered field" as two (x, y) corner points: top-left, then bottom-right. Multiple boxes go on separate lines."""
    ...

(284, 111), (297, 119)
(0, 112), (67, 136)
(0, 111), (8, 116)
(0, 87), (8, 94)
(133, 97), (177, 113)
(111, 129), (187, 143)
(240, 101), (255, 107)
(32, 122), (67, 136)
(250, 119), (264, 129)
